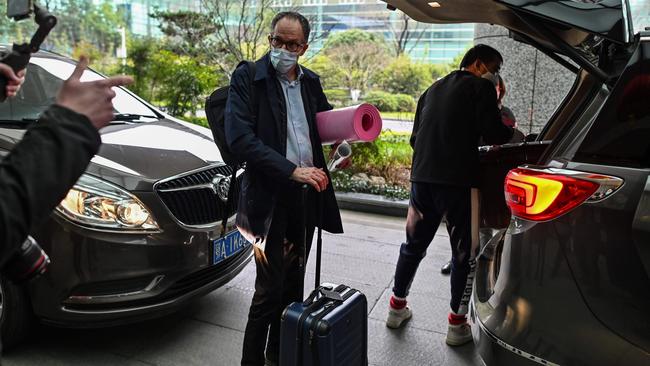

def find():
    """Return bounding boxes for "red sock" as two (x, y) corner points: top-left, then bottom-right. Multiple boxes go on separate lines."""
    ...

(390, 295), (407, 310)
(448, 312), (467, 325)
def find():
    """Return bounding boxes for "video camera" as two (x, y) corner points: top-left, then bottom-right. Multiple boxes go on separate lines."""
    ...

(0, 0), (56, 283)
(0, 0), (57, 102)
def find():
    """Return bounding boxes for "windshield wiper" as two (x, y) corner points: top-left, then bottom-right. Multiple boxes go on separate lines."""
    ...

(112, 113), (158, 122)
(0, 118), (39, 126)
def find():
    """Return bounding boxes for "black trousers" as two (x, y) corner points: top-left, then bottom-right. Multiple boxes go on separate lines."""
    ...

(392, 182), (477, 315)
(241, 186), (315, 366)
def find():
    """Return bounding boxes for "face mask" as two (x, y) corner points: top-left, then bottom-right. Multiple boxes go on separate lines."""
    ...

(481, 70), (498, 86)
(270, 47), (298, 75)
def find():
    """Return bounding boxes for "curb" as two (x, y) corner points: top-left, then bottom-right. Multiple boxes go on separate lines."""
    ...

(335, 192), (408, 217)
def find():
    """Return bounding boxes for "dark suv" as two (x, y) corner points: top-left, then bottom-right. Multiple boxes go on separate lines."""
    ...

(384, 0), (648, 365)
(0, 50), (252, 347)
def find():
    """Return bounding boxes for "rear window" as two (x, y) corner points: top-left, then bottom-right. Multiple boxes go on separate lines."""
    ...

(573, 53), (650, 168)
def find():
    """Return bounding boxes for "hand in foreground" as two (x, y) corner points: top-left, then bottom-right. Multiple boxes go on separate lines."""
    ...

(291, 167), (329, 192)
(56, 56), (134, 130)
(0, 63), (26, 98)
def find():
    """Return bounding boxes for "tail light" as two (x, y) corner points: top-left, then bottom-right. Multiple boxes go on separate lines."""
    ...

(505, 168), (601, 221)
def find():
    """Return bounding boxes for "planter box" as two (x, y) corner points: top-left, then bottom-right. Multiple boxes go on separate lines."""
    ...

(335, 191), (408, 217)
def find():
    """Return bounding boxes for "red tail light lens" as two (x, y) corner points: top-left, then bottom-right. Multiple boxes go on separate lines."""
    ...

(504, 168), (600, 221)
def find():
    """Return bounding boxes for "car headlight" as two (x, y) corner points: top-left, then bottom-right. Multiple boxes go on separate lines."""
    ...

(56, 174), (160, 232)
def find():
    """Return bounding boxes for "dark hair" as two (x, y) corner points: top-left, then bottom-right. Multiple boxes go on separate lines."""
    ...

(459, 44), (503, 69)
(271, 12), (311, 43)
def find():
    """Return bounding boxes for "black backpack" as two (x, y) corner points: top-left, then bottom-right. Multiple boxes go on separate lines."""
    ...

(205, 60), (257, 166)
(205, 60), (257, 236)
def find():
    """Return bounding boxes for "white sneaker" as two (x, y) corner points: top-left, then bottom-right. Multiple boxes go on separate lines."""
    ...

(445, 322), (473, 346)
(386, 306), (412, 329)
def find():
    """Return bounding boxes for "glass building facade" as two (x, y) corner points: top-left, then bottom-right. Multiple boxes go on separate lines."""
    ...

(271, 0), (474, 63)
(115, 0), (201, 37)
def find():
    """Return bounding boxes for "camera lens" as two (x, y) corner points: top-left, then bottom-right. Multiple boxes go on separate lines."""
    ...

(2, 236), (50, 283)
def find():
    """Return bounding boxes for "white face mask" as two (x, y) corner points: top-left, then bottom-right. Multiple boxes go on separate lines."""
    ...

(481, 71), (498, 86)
(270, 47), (298, 75)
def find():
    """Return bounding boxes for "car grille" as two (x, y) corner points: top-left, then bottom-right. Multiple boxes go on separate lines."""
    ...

(155, 165), (240, 227)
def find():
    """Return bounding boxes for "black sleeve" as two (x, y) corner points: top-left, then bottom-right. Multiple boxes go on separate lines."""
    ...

(224, 64), (296, 181)
(476, 81), (513, 145)
(0, 105), (101, 266)
(410, 90), (428, 149)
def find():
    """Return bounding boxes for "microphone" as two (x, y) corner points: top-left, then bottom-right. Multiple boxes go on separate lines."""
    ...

(327, 140), (352, 173)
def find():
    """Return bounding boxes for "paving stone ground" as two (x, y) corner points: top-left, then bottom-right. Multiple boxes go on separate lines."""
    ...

(2, 210), (482, 366)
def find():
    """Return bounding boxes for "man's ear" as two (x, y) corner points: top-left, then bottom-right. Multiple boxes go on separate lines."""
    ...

(299, 44), (309, 57)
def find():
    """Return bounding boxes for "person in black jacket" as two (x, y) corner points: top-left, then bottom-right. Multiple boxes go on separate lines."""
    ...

(225, 12), (344, 366)
(385, 45), (513, 346)
(0, 56), (133, 277)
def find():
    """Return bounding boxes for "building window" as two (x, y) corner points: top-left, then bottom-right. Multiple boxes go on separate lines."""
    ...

(338, 0), (365, 4)
(272, 0), (293, 6)
(303, 0), (327, 5)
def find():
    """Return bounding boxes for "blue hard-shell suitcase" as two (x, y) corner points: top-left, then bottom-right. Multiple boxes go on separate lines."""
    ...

(279, 186), (368, 365)
(279, 284), (368, 366)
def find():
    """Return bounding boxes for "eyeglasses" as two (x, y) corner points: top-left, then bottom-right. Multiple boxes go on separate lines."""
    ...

(269, 35), (304, 53)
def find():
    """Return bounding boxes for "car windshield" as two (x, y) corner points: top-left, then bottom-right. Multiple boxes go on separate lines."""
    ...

(0, 56), (158, 124)
(629, 0), (649, 34)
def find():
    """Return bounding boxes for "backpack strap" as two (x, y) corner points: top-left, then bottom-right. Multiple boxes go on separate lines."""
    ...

(220, 61), (257, 238)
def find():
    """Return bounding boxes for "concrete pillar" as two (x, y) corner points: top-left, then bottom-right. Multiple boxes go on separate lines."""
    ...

(474, 24), (575, 134)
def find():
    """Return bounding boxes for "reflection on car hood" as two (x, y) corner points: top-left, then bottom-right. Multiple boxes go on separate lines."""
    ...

(0, 118), (224, 191)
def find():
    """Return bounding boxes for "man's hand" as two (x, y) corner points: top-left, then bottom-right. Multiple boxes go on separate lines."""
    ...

(291, 167), (329, 192)
(56, 56), (134, 130)
(0, 64), (26, 98)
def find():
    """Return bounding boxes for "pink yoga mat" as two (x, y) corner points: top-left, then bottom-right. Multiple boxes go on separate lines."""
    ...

(316, 104), (382, 145)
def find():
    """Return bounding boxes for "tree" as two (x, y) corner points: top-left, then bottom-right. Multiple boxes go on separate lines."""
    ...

(47, 0), (125, 55)
(374, 56), (432, 97)
(148, 50), (219, 116)
(124, 36), (160, 100)
(150, 0), (274, 77)
(150, 10), (218, 59)
(387, 12), (427, 57)
(322, 29), (389, 94)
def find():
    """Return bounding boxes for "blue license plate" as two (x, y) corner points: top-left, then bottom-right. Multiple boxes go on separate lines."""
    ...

(212, 230), (250, 265)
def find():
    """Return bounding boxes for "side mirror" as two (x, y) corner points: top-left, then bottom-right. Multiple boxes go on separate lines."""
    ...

(524, 133), (539, 142)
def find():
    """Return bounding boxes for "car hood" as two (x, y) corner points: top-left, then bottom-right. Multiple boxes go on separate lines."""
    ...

(0, 117), (225, 192)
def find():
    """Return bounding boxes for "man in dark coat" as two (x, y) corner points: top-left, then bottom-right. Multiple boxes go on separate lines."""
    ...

(0, 58), (131, 354)
(225, 11), (344, 366)
(385, 45), (513, 347)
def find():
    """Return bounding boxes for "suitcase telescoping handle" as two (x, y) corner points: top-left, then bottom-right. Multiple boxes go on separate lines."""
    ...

(300, 185), (324, 294)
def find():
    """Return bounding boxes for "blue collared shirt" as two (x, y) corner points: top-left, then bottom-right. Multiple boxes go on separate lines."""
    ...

(277, 67), (314, 168)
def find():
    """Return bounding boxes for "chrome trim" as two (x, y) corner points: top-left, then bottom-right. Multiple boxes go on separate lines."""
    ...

(64, 275), (166, 305)
(621, 0), (631, 44)
(60, 249), (254, 315)
(475, 318), (561, 366)
(53, 212), (163, 235)
(157, 183), (216, 193)
(519, 166), (625, 203)
(153, 163), (242, 231)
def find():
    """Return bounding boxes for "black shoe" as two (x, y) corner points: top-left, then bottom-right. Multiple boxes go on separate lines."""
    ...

(441, 260), (452, 275)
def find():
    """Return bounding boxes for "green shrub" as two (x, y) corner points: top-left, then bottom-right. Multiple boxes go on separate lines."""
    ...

(394, 94), (416, 112)
(362, 91), (398, 112)
(331, 171), (410, 200)
(324, 89), (350, 102)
